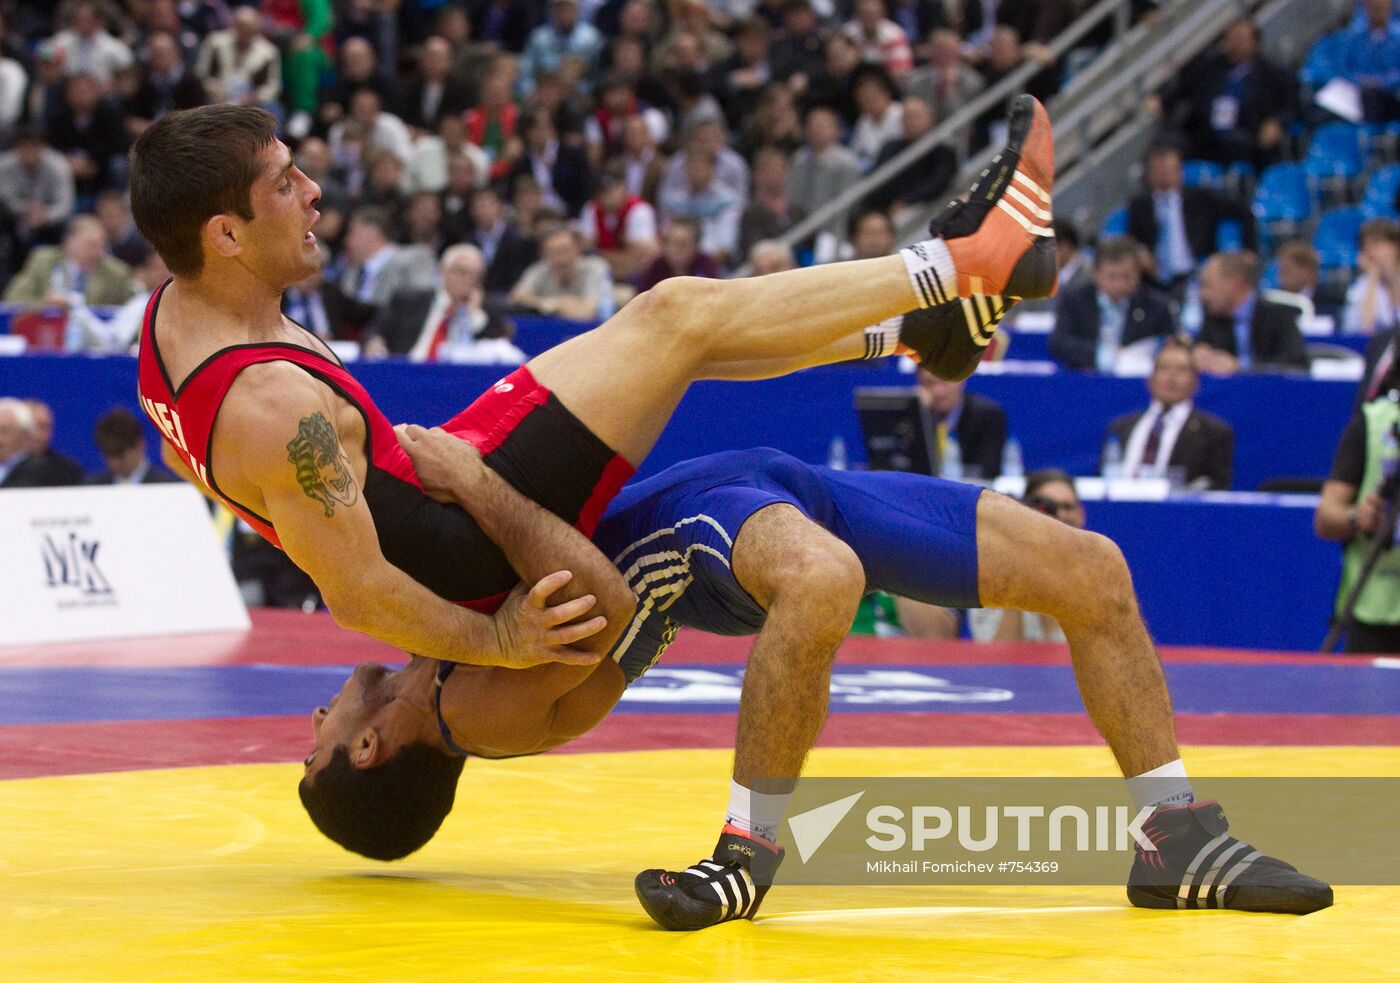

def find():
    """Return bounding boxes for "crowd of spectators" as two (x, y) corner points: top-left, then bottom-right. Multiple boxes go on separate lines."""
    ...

(0, 0), (1103, 363)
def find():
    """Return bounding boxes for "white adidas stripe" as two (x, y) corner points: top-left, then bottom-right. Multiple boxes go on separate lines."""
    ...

(1012, 170), (1052, 205)
(1004, 181), (1053, 222)
(1210, 849), (1261, 902)
(996, 199), (1053, 237)
(1177, 833), (1232, 903)
(612, 515), (738, 659)
(611, 513), (734, 566)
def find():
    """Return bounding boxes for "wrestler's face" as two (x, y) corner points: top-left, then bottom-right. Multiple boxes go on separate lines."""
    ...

(238, 141), (323, 289)
(304, 662), (393, 777)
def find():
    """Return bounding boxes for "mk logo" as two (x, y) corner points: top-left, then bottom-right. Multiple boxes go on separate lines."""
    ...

(39, 531), (113, 596)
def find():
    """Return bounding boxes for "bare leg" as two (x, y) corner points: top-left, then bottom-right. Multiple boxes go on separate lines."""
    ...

(527, 259), (919, 464)
(729, 504), (866, 789)
(974, 491), (1180, 775)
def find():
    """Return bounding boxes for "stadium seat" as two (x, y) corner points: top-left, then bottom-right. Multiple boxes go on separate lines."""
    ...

(1313, 205), (1365, 272)
(1300, 30), (1346, 88)
(1262, 258), (1281, 289)
(1305, 123), (1365, 202)
(1223, 160), (1256, 199)
(1361, 163), (1400, 218)
(1253, 162), (1311, 240)
(1216, 219), (1244, 251)
(1182, 159), (1223, 188)
(1101, 206), (1128, 237)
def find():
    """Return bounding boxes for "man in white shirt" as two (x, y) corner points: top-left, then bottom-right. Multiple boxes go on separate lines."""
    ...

(1104, 338), (1235, 489)
(366, 245), (525, 364)
(50, 1), (133, 88)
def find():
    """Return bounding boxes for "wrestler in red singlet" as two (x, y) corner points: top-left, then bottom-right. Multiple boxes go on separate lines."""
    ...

(136, 279), (633, 612)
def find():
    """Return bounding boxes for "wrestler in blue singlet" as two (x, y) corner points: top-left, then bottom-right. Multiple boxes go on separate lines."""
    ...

(592, 448), (984, 683)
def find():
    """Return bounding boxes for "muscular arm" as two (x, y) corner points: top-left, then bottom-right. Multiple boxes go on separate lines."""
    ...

(395, 424), (637, 654)
(397, 424), (636, 755)
(217, 364), (603, 668)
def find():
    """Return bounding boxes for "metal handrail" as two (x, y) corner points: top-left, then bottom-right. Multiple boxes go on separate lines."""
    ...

(732, 0), (1144, 275)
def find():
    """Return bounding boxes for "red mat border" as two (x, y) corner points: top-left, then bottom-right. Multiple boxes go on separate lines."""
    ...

(5, 712), (1397, 781)
(0, 609), (1359, 668)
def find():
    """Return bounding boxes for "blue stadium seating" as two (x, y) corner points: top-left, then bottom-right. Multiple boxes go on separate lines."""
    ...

(1261, 258), (1281, 289)
(1216, 219), (1245, 251)
(1361, 163), (1400, 218)
(1182, 159), (1223, 188)
(1253, 162), (1312, 230)
(1305, 122), (1365, 187)
(1101, 206), (1128, 237)
(1314, 205), (1366, 271)
(1301, 30), (1346, 88)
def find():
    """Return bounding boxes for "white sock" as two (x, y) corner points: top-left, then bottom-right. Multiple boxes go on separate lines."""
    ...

(1126, 759), (1195, 811)
(725, 779), (790, 844)
(860, 316), (903, 359)
(900, 238), (957, 309)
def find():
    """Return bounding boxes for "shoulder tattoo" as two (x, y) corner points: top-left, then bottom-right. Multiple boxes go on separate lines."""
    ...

(286, 411), (359, 517)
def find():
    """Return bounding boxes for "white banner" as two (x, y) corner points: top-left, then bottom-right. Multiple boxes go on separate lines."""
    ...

(0, 484), (249, 645)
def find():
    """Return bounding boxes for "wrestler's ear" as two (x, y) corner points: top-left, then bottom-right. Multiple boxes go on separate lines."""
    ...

(350, 729), (385, 769)
(203, 212), (243, 260)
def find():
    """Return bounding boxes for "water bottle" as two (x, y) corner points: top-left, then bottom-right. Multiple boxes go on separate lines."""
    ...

(1180, 279), (1203, 336)
(942, 436), (963, 481)
(1102, 435), (1123, 479)
(827, 435), (847, 470)
(1002, 437), (1024, 478)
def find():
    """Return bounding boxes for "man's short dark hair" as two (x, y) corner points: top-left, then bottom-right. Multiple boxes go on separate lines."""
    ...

(1053, 218), (1080, 250)
(299, 743), (466, 861)
(1275, 239), (1320, 272)
(1359, 217), (1400, 248)
(1213, 249), (1261, 286)
(1094, 235), (1140, 268)
(349, 205), (394, 240)
(130, 105), (279, 277)
(848, 206), (893, 239)
(666, 215), (701, 241)
(93, 407), (144, 457)
(1024, 468), (1077, 501)
(1146, 141), (1183, 163)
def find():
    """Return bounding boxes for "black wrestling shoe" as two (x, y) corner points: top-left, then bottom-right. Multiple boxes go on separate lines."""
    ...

(1126, 801), (1333, 914)
(635, 826), (785, 931)
(926, 93), (1058, 301)
(897, 295), (1014, 382)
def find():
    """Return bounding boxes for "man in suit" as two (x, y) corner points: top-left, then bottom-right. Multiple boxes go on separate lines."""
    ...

(1195, 250), (1309, 374)
(507, 108), (594, 219)
(399, 36), (472, 133)
(1050, 236), (1176, 372)
(1158, 18), (1296, 167)
(1272, 240), (1348, 319)
(46, 72), (129, 203)
(364, 244), (523, 363)
(281, 268), (346, 341)
(915, 366), (1007, 481)
(863, 96), (957, 217)
(335, 206), (439, 337)
(1105, 338), (1235, 490)
(2, 213), (133, 307)
(88, 407), (177, 484)
(446, 186), (539, 302)
(0, 398), (83, 488)
(124, 32), (206, 136)
(1127, 144), (1257, 291)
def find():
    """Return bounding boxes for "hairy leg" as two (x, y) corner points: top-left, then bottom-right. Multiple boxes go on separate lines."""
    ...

(527, 259), (919, 464)
(974, 491), (1180, 775)
(729, 504), (866, 789)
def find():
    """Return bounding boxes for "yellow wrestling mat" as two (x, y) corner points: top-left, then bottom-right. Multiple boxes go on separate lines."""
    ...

(3, 746), (1397, 982)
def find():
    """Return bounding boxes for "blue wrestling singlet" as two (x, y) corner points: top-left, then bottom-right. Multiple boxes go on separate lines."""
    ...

(591, 448), (984, 684)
